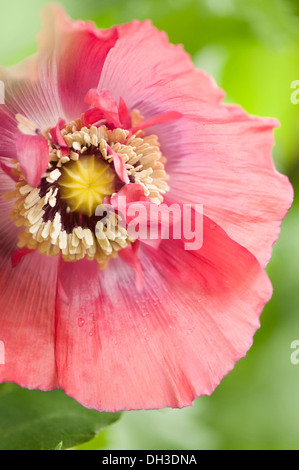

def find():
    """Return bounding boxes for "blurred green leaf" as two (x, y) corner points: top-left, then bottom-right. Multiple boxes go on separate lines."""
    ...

(0, 384), (121, 450)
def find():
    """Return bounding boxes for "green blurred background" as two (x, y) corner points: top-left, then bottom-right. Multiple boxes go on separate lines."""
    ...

(1, 0), (299, 450)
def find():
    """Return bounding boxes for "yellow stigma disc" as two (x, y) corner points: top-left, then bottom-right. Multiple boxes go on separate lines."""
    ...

(58, 155), (115, 217)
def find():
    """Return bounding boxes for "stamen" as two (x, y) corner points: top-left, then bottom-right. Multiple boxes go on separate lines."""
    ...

(9, 107), (171, 268)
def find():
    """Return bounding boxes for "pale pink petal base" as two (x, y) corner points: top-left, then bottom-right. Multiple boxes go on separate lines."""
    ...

(0, 3), (118, 160)
(164, 107), (294, 267)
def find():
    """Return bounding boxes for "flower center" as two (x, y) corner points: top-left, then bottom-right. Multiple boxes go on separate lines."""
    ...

(59, 155), (115, 217)
(9, 111), (170, 268)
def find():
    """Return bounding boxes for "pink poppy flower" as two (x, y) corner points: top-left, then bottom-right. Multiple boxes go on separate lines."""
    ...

(0, 4), (293, 411)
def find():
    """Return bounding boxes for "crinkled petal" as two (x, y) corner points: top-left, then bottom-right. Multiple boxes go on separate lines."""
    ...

(39, 4), (118, 120)
(118, 97), (132, 129)
(84, 108), (105, 126)
(16, 134), (49, 187)
(107, 146), (130, 184)
(55, 215), (272, 411)
(0, 160), (20, 182)
(98, 20), (293, 267)
(99, 20), (223, 114)
(163, 106), (294, 267)
(11, 247), (35, 268)
(49, 117), (66, 148)
(85, 89), (121, 128)
(110, 183), (148, 205)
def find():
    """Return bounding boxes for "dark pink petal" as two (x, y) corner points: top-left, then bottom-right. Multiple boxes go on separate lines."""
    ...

(98, 20), (293, 267)
(84, 92), (132, 129)
(84, 108), (105, 126)
(11, 248), (34, 267)
(0, 169), (59, 390)
(130, 111), (182, 134)
(118, 97), (132, 129)
(55, 215), (272, 411)
(49, 118), (69, 158)
(50, 118), (66, 148)
(16, 134), (49, 187)
(47, 10), (119, 120)
(107, 145), (130, 184)
(85, 89), (121, 128)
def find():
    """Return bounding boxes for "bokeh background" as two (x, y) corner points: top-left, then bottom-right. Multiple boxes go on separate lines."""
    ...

(1, 0), (298, 450)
